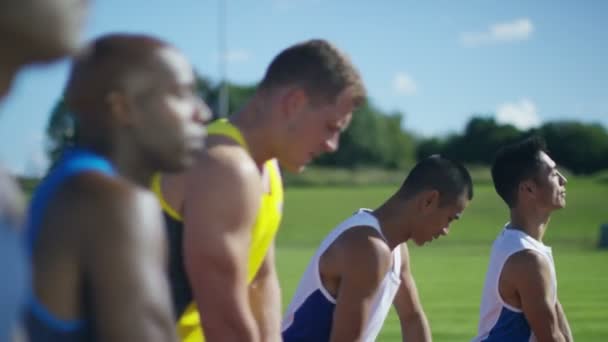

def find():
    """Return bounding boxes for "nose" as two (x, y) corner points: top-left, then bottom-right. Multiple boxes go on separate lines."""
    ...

(558, 171), (567, 186)
(322, 133), (340, 153)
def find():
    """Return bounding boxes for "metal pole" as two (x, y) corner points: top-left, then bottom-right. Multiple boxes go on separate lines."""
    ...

(218, 0), (229, 118)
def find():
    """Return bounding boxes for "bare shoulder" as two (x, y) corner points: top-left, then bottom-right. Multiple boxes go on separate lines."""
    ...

(182, 136), (262, 235)
(187, 136), (260, 195)
(503, 249), (552, 286)
(505, 249), (551, 273)
(330, 226), (393, 277)
(65, 173), (163, 243)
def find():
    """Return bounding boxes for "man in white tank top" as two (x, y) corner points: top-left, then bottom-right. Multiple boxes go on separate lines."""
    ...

(282, 156), (474, 342)
(473, 137), (573, 342)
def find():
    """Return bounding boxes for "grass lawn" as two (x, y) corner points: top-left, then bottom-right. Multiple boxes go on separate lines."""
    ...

(276, 178), (608, 340)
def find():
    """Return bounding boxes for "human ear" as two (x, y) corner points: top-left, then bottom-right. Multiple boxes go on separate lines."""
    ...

(106, 91), (133, 126)
(281, 87), (308, 121)
(418, 189), (440, 214)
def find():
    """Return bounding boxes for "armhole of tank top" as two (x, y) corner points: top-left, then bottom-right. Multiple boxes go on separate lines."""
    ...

(28, 296), (85, 331)
(495, 249), (524, 313)
(151, 174), (182, 222)
(389, 246), (402, 283)
(315, 240), (338, 304)
(27, 157), (110, 331)
(314, 216), (386, 305)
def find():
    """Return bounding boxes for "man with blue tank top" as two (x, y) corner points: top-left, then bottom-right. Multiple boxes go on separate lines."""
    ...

(156, 39), (367, 342)
(282, 155), (474, 342)
(473, 137), (573, 342)
(25, 34), (210, 342)
(0, 1), (89, 341)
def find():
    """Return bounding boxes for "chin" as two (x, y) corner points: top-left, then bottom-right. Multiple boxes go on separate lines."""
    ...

(281, 161), (306, 174)
(412, 237), (425, 246)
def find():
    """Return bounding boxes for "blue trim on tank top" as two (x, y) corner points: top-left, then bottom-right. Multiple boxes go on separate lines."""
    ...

(26, 147), (116, 255)
(28, 296), (85, 331)
(25, 147), (115, 332)
(482, 306), (531, 341)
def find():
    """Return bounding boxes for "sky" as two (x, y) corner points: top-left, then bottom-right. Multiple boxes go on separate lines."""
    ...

(1, 0), (607, 176)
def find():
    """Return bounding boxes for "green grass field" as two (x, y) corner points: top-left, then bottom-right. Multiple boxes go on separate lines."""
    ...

(275, 178), (608, 341)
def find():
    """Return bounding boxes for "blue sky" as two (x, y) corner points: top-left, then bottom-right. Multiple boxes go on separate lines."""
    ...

(1, 0), (606, 176)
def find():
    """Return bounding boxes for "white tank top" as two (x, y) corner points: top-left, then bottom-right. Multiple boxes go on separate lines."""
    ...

(472, 225), (557, 342)
(282, 209), (402, 342)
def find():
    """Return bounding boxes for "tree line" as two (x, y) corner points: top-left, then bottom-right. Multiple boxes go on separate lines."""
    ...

(47, 77), (608, 175)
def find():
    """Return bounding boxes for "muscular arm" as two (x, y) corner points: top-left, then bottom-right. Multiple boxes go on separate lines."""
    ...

(328, 229), (392, 342)
(183, 147), (261, 342)
(249, 242), (282, 342)
(503, 250), (566, 342)
(83, 184), (176, 342)
(393, 244), (431, 342)
(556, 300), (573, 342)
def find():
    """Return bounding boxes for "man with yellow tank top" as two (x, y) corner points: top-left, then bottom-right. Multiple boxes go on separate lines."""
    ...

(154, 39), (366, 342)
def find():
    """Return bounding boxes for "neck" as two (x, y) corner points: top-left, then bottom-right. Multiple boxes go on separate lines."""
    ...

(80, 139), (152, 188)
(110, 148), (153, 188)
(372, 196), (414, 250)
(508, 206), (551, 241)
(230, 95), (275, 168)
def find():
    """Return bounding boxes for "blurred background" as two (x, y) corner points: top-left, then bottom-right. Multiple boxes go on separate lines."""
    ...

(2, 0), (607, 340)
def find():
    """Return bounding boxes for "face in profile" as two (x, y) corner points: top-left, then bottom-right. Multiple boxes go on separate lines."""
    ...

(278, 86), (357, 173)
(0, 0), (89, 61)
(129, 47), (210, 172)
(411, 191), (469, 246)
(531, 151), (567, 211)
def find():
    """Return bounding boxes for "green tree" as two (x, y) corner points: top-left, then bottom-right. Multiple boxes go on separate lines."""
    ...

(539, 121), (608, 174)
(46, 77), (417, 170)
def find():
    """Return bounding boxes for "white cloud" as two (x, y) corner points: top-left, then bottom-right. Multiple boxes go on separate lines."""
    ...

(460, 18), (534, 47)
(217, 49), (252, 63)
(392, 72), (418, 96)
(496, 99), (541, 130)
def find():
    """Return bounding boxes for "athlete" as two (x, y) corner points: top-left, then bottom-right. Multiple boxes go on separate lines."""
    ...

(0, 1), (89, 340)
(282, 155), (473, 342)
(25, 33), (210, 342)
(473, 137), (573, 342)
(154, 39), (367, 342)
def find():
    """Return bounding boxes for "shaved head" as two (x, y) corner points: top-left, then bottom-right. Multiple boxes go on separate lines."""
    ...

(64, 33), (208, 171)
(66, 34), (169, 118)
(65, 34), (185, 145)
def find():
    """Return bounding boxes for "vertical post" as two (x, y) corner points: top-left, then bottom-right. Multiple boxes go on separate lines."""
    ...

(218, 0), (229, 118)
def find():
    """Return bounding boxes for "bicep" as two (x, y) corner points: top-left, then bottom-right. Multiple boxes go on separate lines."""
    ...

(329, 238), (390, 342)
(393, 244), (424, 320)
(181, 155), (260, 316)
(510, 252), (563, 341)
(330, 277), (378, 342)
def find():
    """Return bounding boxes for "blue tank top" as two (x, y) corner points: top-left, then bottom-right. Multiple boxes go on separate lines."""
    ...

(25, 148), (116, 342)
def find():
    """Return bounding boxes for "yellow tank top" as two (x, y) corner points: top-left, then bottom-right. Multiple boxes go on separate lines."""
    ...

(153, 119), (284, 342)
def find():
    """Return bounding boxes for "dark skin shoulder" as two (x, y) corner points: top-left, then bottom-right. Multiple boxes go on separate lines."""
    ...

(33, 171), (176, 342)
